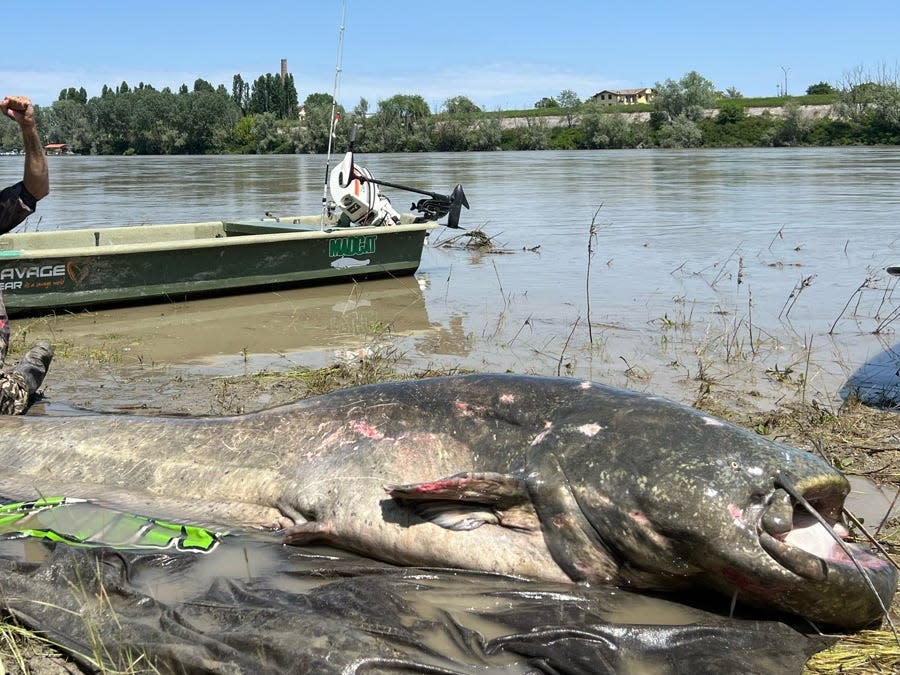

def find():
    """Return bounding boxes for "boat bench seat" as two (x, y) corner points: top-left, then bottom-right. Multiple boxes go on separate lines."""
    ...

(223, 220), (316, 236)
(91, 223), (226, 246)
(0, 223), (229, 252)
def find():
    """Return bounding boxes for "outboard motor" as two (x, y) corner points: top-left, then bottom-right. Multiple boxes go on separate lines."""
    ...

(328, 131), (469, 229)
(329, 152), (403, 227)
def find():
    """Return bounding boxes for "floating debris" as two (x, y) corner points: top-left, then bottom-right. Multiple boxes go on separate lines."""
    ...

(435, 228), (534, 254)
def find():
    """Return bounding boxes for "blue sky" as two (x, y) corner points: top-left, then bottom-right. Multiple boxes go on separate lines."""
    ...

(2, 1), (898, 111)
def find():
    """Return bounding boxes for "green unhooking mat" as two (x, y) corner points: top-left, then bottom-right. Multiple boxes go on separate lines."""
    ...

(0, 497), (833, 674)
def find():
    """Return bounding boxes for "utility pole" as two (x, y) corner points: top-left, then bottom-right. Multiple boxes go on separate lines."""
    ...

(781, 66), (790, 97)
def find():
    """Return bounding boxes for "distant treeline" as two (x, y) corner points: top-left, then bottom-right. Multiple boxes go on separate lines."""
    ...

(3, 69), (900, 154)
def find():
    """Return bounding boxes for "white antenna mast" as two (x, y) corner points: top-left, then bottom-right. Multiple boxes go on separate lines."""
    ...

(321, 0), (348, 223)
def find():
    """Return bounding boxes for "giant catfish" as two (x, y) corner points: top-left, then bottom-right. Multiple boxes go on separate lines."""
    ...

(0, 373), (894, 629)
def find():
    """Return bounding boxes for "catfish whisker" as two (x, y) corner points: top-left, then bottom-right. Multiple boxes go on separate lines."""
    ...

(842, 508), (900, 573)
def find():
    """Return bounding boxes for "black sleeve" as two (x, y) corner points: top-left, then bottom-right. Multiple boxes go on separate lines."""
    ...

(0, 181), (37, 235)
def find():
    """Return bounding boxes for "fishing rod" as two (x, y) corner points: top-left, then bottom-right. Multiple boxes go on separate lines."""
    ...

(321, 0), (348, 225)
(320, 0), (468, 229)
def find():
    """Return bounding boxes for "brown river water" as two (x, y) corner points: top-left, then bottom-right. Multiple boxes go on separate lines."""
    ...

(1, 148), (897, 409)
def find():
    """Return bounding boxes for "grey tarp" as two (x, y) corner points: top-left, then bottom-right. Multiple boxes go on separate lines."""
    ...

(0, 533), (834, 674)
(842, 342), (900, 409)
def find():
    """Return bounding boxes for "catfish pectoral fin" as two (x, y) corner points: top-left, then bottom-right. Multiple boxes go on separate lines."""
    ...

(282, 521), (335, 546)
(405, 500), (500, 531)
(390, 498), (543, 532)
(386, 472), (542, 531)
(385, 471), (530, 506)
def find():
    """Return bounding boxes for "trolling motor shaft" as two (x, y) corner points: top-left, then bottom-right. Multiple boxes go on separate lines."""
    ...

(370, 178), (469, 229)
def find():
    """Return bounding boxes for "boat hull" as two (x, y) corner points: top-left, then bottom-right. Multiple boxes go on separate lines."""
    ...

(0, 217), (435, 315)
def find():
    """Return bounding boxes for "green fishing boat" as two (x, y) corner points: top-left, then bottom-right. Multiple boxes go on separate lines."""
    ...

(0, 151), (468, 316)
(0, 216), (434, 316)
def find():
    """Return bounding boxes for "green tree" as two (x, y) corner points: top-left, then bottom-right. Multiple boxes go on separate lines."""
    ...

(580, 103), (642, 148)
(806, 81), (835, 95)
(557, 89), (581, 109)
(353, 97), (369, 120)
(225, 115), (255, 153)
(432, 96), (482, 151)
(508, 116), (550, 150)
(771, 101), (809, 146)
(834, 66), (900, 143)
(301, 92), (346, 153)
(444, 95), (481, 115)
(250, 112), (280, 153)
(128, 86), (172, 154)
(232, 74), (249, 113)
(247, 73), (298, 120)
(583, 112), (631, 148)
(90, 90), (134, 153)
(656, 114), (702, 148)
(378, 94), (430, 129)
(652, 70), (717, 124)
(370, 94), (431, 152)
(466, 115), (502, 151)
(717, 100), (746, 124)
(557, 89), (582, 127)
(698, 114), (778, 147)
(348, 97), (371, 150)
(181, 89), (242, 153)
(248, 75), (270, 114)
(534, 97), (558, 109)
(282, 73), (299, 119)
(193, 78), (215, 94)
(57, 87), (88, 105)
(0, 116), (19, 150)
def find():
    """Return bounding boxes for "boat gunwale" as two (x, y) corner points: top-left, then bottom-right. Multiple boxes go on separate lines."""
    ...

(0, 220), (437, 260)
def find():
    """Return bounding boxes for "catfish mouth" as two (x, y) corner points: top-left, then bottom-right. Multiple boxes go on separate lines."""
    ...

(757, 476), (891, 583)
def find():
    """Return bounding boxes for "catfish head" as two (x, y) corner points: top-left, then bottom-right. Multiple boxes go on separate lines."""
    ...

(388, 377), (897, 630)
(524, 383), (897, 629)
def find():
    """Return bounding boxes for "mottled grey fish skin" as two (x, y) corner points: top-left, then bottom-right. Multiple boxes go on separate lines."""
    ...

(0, 373), (894, 629)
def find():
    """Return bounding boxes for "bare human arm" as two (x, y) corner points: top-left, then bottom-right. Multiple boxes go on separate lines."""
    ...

(1, 96), (49, 201)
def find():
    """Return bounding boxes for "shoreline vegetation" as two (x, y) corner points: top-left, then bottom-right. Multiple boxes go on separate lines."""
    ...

(2, 69), (900, 155)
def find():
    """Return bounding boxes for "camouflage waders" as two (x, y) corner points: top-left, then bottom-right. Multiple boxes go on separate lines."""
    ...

(0, 326), (53, 415)
(0, 181), (51, 413)
(0, 372), (33, 414)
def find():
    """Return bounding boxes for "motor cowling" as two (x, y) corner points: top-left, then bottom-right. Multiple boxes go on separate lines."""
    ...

(329, 152), (402, 226)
